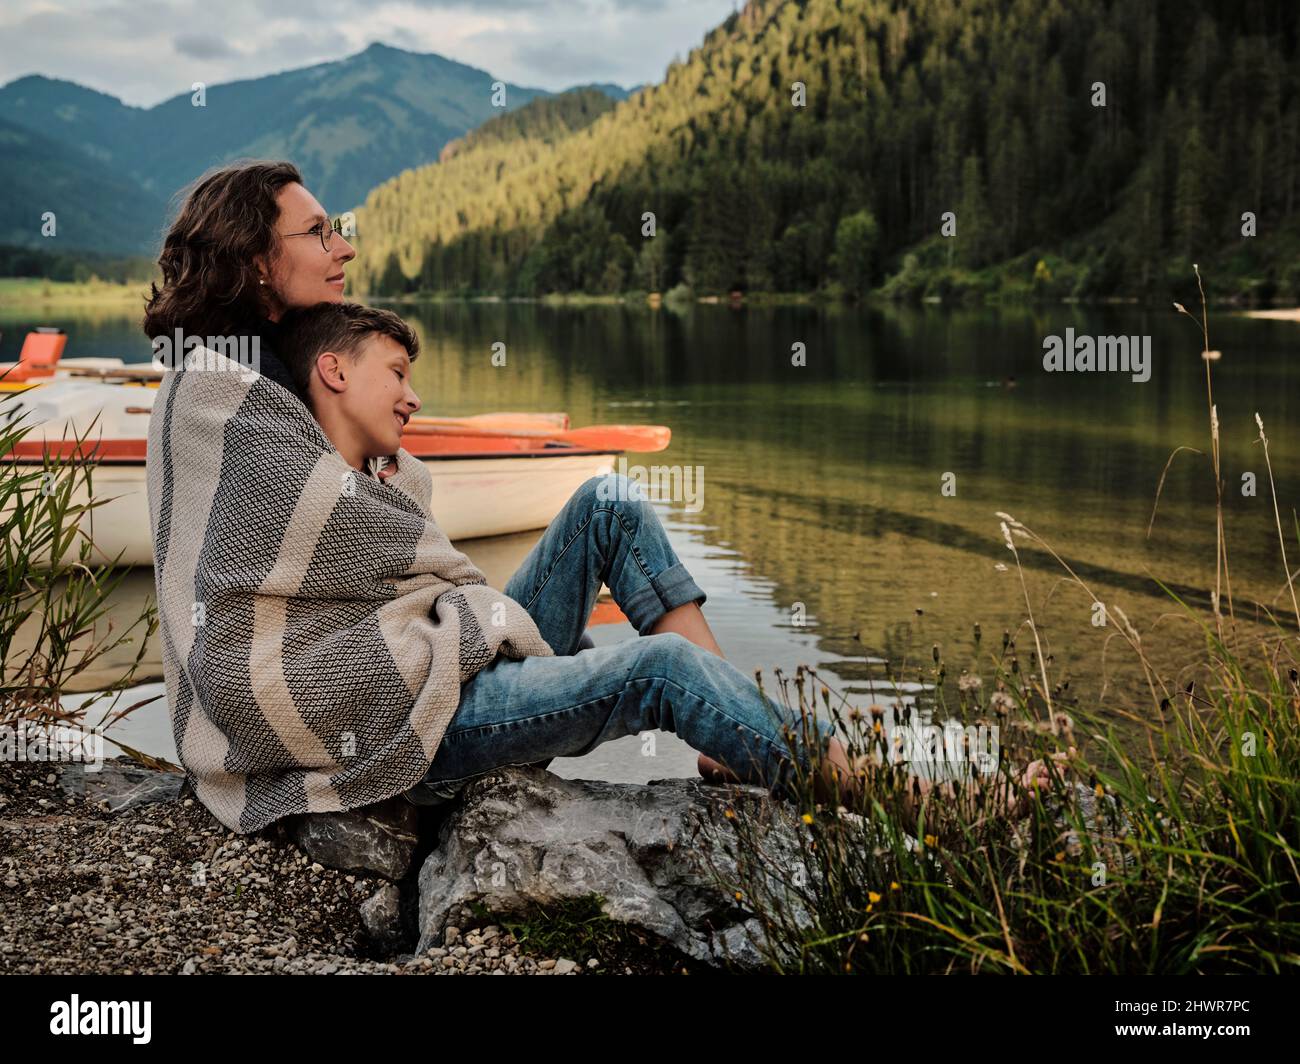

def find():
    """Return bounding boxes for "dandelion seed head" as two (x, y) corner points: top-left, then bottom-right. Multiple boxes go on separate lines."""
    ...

(990, 690), (1015, 712)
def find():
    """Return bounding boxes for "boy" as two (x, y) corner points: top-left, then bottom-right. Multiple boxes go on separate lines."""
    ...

(274, 301), (421, 480)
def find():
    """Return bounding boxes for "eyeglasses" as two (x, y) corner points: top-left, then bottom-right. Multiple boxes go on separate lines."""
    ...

(283, 216), (346, 252)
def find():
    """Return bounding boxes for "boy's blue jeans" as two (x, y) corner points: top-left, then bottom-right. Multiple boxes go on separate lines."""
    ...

(401, 473), (838, 807)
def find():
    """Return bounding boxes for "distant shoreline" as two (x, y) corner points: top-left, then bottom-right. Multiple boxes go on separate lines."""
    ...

(1242, 307), (1300, 322)
(0, 277), (148, 307)
(5, 276), (1300, 316)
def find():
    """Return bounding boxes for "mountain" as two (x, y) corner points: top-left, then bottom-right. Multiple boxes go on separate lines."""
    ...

(348, 0), (1300, 301)
(0, 116), (167, 255)
(126, 43), (551, 209)
(0, 76), (146, 178)
(0, 43), (563, 256)
(574, 82), (638, 102)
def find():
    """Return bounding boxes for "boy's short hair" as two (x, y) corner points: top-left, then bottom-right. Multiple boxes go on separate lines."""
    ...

(275, 301), (419, 409)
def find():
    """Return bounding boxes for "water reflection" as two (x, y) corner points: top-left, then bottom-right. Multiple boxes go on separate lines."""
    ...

(7, 301), (1296, 781)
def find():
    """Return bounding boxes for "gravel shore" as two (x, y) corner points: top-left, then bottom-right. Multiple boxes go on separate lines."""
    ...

(0, 759), (688, 975)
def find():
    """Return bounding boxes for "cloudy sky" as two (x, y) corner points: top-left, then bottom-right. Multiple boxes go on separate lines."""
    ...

(0, 0), (739, 107)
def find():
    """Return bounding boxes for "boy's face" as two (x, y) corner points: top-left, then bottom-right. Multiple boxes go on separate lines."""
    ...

(319, 334), (422, 463)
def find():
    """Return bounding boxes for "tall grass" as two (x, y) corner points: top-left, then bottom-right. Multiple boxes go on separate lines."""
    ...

(698, 275), (1300, 974)
(0, 379), (159, 757)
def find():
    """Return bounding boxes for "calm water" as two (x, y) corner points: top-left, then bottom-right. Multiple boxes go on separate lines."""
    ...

(7, 299), (1298, 781)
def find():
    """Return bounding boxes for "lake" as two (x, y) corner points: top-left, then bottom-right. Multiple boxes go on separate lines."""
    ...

(5, 298), (1297, 784)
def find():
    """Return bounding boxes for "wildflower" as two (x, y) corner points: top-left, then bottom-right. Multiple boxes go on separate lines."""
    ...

(924, 833), (938, 848)
(866, 903), (874, 913)
(734, 890), (744, 901)
(724, 807), (735, 819)
(801, 813), (814, 825)
(858, 933), (869, 943)
(868, 891), (882, 904)
(1054, 851), (1065, 862)
(1094, 783), (1105, 800)
(958, 672), (982, 694)
(990, 691), (1015, 713)
(890, 881), (901, 891)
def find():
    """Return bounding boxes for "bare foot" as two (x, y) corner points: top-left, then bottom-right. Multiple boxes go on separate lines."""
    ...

(697, 752), (743, 785)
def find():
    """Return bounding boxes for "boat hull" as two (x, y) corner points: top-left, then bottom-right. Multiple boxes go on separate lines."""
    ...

(17, 452), (616, 568)
(2, 379), (645, 568)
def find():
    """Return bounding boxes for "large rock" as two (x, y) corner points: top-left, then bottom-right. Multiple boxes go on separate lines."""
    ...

(56, 759), (184, 812)
(413, 765), (829, 971)
(287, 797), (421, 881)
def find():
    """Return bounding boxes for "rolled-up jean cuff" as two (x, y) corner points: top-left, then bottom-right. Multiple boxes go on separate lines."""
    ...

(622, 561), (708, 635)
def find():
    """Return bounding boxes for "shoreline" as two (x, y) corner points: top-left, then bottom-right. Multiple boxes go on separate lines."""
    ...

(0, 278), (149, 308)
(1242, 307), (1300, 322)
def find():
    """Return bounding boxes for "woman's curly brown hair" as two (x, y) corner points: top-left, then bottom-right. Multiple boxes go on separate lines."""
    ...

(141, 159), (302, 342)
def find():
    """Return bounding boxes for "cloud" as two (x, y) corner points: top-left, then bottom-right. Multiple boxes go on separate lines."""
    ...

(512, 41), (625, 83)
(174, 33), (237, 60)
(0, 0), (735, 106)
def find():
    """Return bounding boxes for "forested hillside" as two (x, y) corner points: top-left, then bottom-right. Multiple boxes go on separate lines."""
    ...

(350, 0), (1300, 301)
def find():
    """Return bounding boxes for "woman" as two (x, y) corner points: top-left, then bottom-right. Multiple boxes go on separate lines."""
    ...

(142, 159), (1041, 825)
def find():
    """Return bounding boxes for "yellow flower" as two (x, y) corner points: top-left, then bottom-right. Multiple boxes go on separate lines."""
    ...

(724, 807), (735, 819)
(1054, 851), (1065, 862)
(868, 891), (882, 904)
(890, 881), (901, 891)
(734, 890), (744, 901)
(1094, 783), (1105, 799)
(866, 903), (874, 913)
(801, 813), (814, 825)
(924, 834), (938, 848)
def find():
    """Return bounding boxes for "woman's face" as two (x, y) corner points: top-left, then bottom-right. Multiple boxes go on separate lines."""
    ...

(256, 182), (356, 321)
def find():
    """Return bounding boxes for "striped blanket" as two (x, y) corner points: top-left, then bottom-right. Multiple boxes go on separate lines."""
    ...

(146, 346), (554, 834)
